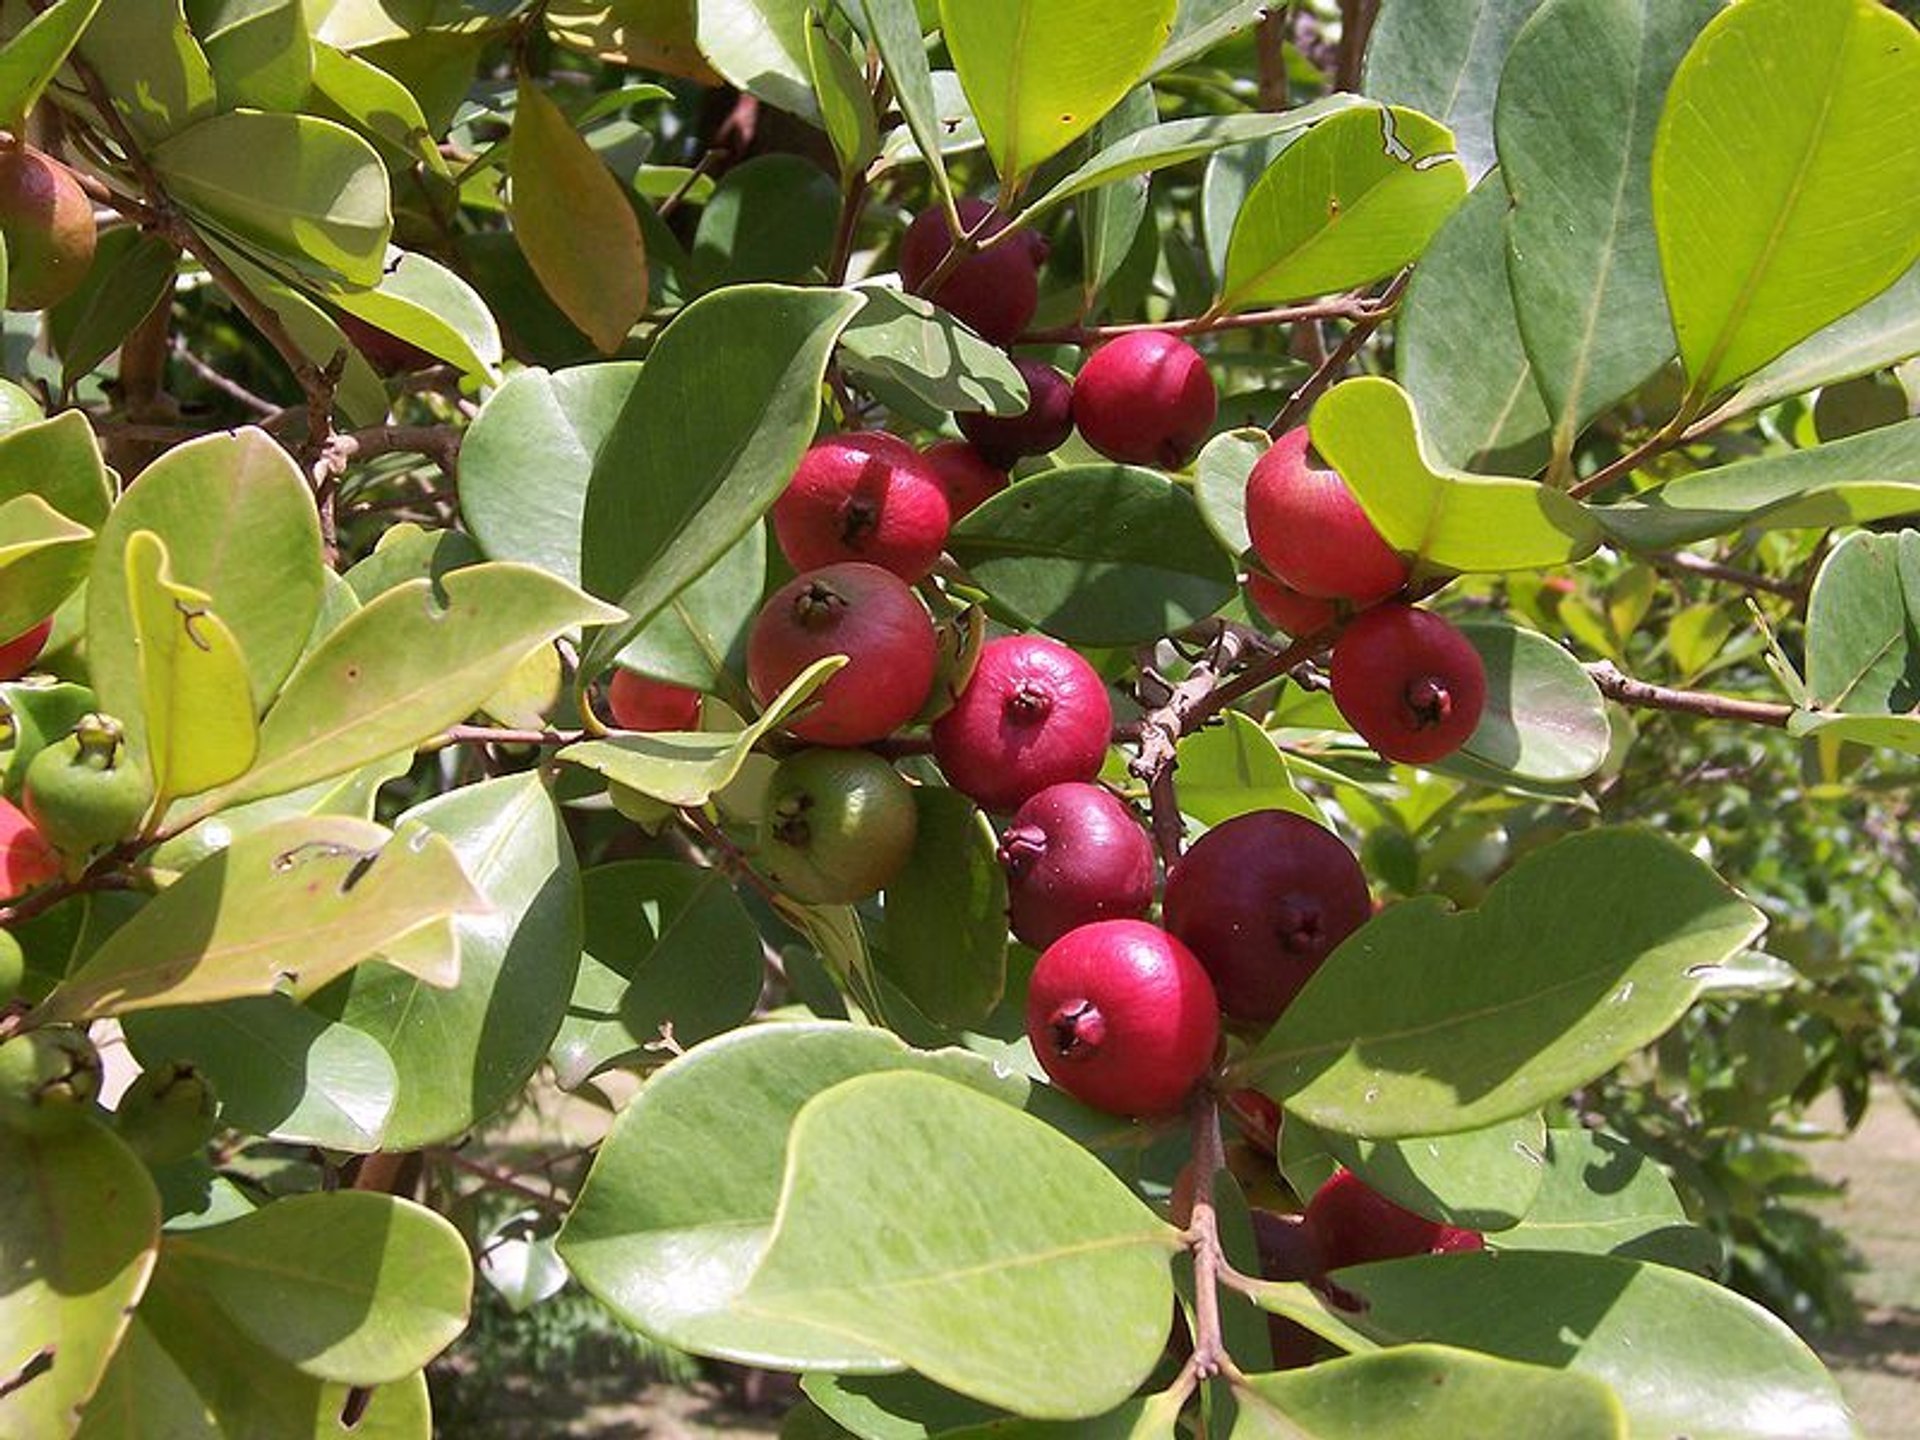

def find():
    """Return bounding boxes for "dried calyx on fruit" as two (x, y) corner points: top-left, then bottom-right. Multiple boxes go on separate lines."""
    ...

(932, 634), (1112, 813)
(758, 748), (918, 905)
(0, 1028), (103, 1135)
(22, 713), (153, 866)
(998, 782), (1155, 949)
(773, 432), (952, 582)
(1329, 603), (1487, 764)
(1071, 331), (1218, 469)
(1245, 427), (1408, 605)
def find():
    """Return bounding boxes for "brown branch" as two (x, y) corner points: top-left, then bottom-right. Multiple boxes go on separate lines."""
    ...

(434, 1149), (568, 1212)
(172, 336), (276, 416)
(1256, 7), (1291, 111)
(1267, 269), (1409, 435)
(1585, 661), (1793, 727)
(1022, 292), (1388, 346)
(1334, 0), (1379, 93)
(1183, 1094), (1230, 1378)
(1648, 548), (1799, 600)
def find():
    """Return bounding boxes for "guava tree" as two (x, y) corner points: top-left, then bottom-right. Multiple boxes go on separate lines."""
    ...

(2, 0), (1916, 1436)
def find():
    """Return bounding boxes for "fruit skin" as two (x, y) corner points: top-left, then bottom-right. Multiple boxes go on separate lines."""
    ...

(1245, 573), (1337, 638)
(1329, 604), (1487, 764)
(1025, 919), (1219, 1118)
(772, 432), (952, 582)
(1303, 1168), (1485, 1270)
(923, 439), (1009, 519)
(747, 562), (938, 746)
(0, 145), (97, 311)
(0, 796), (60, 900)
(1071, 331), (1218, 468)
(1245, 427), (1408, 604)
(336, 312), (437, 375)
(957, 359), (1075, 469)
(114, 1061), (219, 1165)
(0, 617), (52, 680)
(758, 748), (918, 904)
(998, 782), (1154, 949)
(932, 634), (1112, 813)
(898, 198), (1042, 344)
(1162, 809), (1371, 1025)
(607, 668), (703, 731)
(22, 713), (153, 862)
(0, 1028), (102, 1135)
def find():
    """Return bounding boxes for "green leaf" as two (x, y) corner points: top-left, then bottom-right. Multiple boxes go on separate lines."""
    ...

(548, 859), (764, 1088)
(948, 465), (1238, 645)
(315, 774), (583, 1149)
(837, 285), (1031, 417)
(1498, 0), (1716, 467)
(1175, 712), (1318, 826)
(938, 0), (1177, 182)
(122, 994), (400, 1151)
(807, 13), (880, 181)
(878, 787), (1007, 1028)
(852, 0), (952, 205)
(0, 409), (112, 529)
(740, 1071), (1179, 1419)
(1712, 260), (1920, 423)
(1458, 622), (1611, 783)
(580, 284), (865, 671)
(510, 76), (647, 354)
(1193, 426), (1261, 556)
(0, 0), (102, 131)
(1309, 377), (1601, 573)
(559, 1021), (1033, 1367)
(694, 0), (817, 121)
(559, 655), (843, 807)
(1332, 1251), (1852, 1440)
(33, 815), (488, 1024)
(327, 247), (503, 379)
(804, 1371), (1006, 1438)
(189, 0), (312, 111)
(1497, 1128), (1722, 1272)
(1803, 530), (1920, 717)
(1591, 420), (1920, 550)
(1076, 87), (1156, 309)
(50, 226), (179, 392)
(308, 40), (446, 173)
(616, 523), (766, 693)
(1221, 104), (1467, 310)
(161, 1192), (470, 1383)
(1232, 1345), (1627, 1440)
(152, 110), (392, 289)
(0, 1123), (159, 1440)
(78, 0), (217, 143)
(0, 494), (92, 642)
(1297, 1112), (1549, 1232)
(1241, 827), (1765, 1138)
(211, 563), (621, 810)
(692, 154), (841, 291)
(1363, 0), (1547, 180)
(1653, 0), (1920, 405)
(125, 529), (258, 809)
(1151, 0), (1269, 75)
(544, 0), (717, 84)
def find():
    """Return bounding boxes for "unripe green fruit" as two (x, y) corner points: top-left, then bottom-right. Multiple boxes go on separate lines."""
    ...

(114, 1061), (219, 1164)
(0, 929), (23, 1008)
(0, 1028), (103, 1134)
(758, 748), (918, 904)
(23, 714), (152, 863)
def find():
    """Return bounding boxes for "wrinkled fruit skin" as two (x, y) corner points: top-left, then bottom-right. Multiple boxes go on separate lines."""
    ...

(747, 562), (937, 746)
(1329, 604), (1487, 764)
(0, 1029), (102, 1135)
(1071, 331), (1218, 468)
(1303, 1168), (1485, 1270)
(114, 1061), (219, 1165)
(898, 197), (1042, 344)
(999, 782), (1154, 950)
(1025, 919), (1219, 1118)
(957, 359), (1075, 469)
(1163, 809), (1371, 1025)
(758, 748), (919, 905)
(0, 617), (52, 680)
(1245, 573), (1337, 638)
(932, 634), (1112, 813)
(0, 796), (60, 900)
(1245, 427), (1408, 604)
(606, 668), (703, 731)
(0, 145), (97, 311)
(922, 439), (1009, 519)
(23, 714), (153, 860)
(773, 432), (952, 582)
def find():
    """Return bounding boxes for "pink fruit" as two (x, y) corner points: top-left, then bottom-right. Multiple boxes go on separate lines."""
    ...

(1245, 427), (1408, 604)
(998, 782), (1154, 949)
(1245, 573), (1338, 637)
(0, 797), (59, 900)
(898, 198), (1042, 344)
(0, 619), (51, 681)
(773, 432), (952, 582)
(1071, 331), (1217, 468)
(1304, 1169), (1485, 1269)
(931, 634), (1112, 813)
(1329, 604), (1486, 764)
(957, 359), (1074, 469)
(607, 670), (702, 731)
(923, 439), (1009, 519)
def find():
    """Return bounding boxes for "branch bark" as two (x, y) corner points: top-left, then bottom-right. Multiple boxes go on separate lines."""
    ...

(1585, 661), (1794, 727)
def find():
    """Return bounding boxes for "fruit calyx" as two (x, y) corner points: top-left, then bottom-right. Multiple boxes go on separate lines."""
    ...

(1046, 998), (1107, 1057)
(1405, 675), (1454, 727)
(997, 823), (1045, 876)
(793, 580), (849, 630)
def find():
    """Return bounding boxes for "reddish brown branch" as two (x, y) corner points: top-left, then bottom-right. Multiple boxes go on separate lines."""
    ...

(1585, 661), (1793, 727)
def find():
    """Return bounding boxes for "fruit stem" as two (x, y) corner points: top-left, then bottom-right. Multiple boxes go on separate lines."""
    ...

(1183, 1093), (1231, 1379)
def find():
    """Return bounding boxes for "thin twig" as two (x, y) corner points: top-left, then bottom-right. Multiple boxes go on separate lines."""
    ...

(1184, 1094), (1230, 1377)
(1267, 270), (1409, 435)
(171, 338), (277, 416)
(1648, 548), (1799, 599)
(1585, 661), (1793, 727)
(1023, 291), (1388, 346)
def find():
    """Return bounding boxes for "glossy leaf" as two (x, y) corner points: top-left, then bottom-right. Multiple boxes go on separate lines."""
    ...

(79, 0), (217, 143)
(1221, 104), (1467, 310)
(837, 285), (1030, 417)
(0, 0), (103, 132)
(1498, 1127), (1722, 1272)
(1309, 377), (1601, 572)
(1364, 0), (1548, 180)
(1654, 0), (1920, 404)
(615, 523), (766, 693)
(34, 815), (488, 1024)
(1301, 1112), (1550, 1232)
(1712, 260), (1920, 423)
(694, 0), (816, 121)
(0, 410), (112, 529)
(1193, 426), (1261, 556)
(544, 0), (718, 84)
(1458, 622), (1611, 782)
(308, 40), (446, 173)
(1077, 87), (1156, 309)
(192, 0), (312, 111)
(1802, 530), (1920, 717)
(939, 0), (1177, 181)
(50, 227), (179, 392)
(152, 111), (391, 288)
(692, 155), (841, 291)
(510, 76), (647, 354)
(878, 787), (1007, 1028)
(807, 15), (879, 181)
(328, 247), (503, 379)
(0, 1123), (159, 1440)
(853, 0), (952, 203)
(1243, 827), (1765, 1138)
(1151, 0), (1270, 75)
(581, 285), (865, 671)
(740, 1071), (1179, 1418)
(1175, 712), (1317, 826)
(0, 494), (92, 643)
(948, 465), (1238, 645)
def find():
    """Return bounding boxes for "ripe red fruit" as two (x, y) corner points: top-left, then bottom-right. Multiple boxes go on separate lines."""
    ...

(1071, 331), (1218, 468)
(1245, 573), (1338, 638)
(747, 562), (938, 746)
(337, 312), (437, 376)
(773, 432), (952, 582)
(1303, 1168), (1485, 1270)
(606, 669), (702, 731)
(998, 782), (1154, 949)
(1162, 809), (1371, 1025)
(1025, 919), (1219, 1118)
(1245, 427), (1408, 604)
(957, 359), (1074, 469)
(899, 198), (1042, 344)
(1329, 604), (1487, 764)
(922, 440), (1009, 519)
(932, 634), (1112, 813)
(0, 618), (52, 680)
(0, 797), (59, 900)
